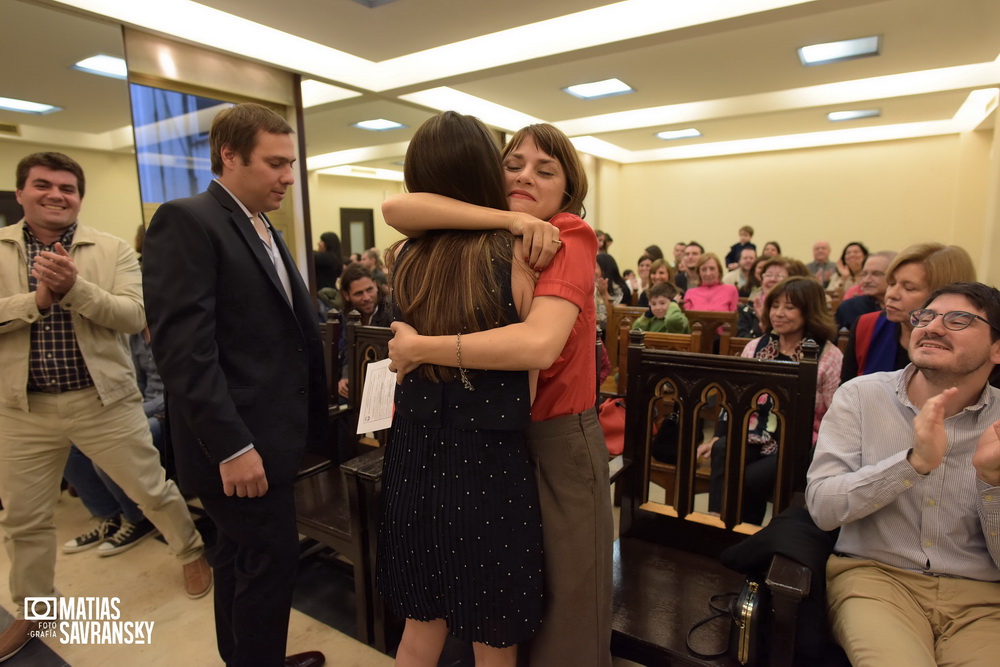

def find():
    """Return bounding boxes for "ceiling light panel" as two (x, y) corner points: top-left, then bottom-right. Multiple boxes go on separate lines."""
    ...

(0, 97), (62, 115)
(564, 78), (634, 100)
(656, 128), (702, 140)
(353, 118), (406, 131)
(827, 109), (880, 122)
(798, 36), (880, 66)
(72, 54), (128, 79)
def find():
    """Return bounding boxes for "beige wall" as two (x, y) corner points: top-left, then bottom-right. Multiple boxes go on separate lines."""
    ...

(599, 131), (995, 283)
(308, 172), (405, 256)
(0, 141), (143, 247)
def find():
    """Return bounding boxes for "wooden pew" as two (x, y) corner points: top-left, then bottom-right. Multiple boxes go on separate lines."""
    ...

(293, 314), (392, 650)
(607, 304), (648, 374)
(682, 310), (738, 354)
(616, 324), (703, 395)
(612, 331), (817, 666)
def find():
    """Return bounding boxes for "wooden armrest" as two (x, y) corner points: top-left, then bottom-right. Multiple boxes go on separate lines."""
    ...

(341, 446), (386, 482)
(765, 553), (811, 667)
(765, 553), (811, 600)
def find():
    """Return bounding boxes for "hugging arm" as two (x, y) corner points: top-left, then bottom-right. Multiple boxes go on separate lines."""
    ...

(390, 296), (578, 376)
(382, 193), (561, 268)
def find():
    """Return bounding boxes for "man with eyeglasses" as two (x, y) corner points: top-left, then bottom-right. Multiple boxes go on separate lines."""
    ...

(806, 281), (1000, 666)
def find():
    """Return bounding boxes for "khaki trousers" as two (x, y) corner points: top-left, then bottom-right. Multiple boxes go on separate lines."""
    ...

(522, 409), (614, 667)
(0, 387), (203, 618)
(826, 554), (1000, 667)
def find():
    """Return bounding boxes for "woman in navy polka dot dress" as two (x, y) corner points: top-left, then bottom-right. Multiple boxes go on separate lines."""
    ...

(375, 111), (542, 666)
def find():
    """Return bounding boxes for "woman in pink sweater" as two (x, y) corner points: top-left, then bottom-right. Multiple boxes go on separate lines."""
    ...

(682, 253), (739, 312)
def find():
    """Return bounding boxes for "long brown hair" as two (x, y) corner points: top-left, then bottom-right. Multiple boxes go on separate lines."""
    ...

(501, 124), (588, 218)
(760, 276), (836, 347)
(388, 111), (519, 382)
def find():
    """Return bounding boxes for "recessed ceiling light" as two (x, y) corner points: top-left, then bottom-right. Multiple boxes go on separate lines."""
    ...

(827, 109), (881, 122)
(798, 36), (880, 66)
(72, 54), (127, 80)
(0, 96), (62, 115)
(656, 128), (701, 141)
(352, 118), (406, 131)
(564, 78), (634, 100)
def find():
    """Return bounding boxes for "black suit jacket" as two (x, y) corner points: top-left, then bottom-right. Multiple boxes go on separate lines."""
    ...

(143, 181), (327, 496)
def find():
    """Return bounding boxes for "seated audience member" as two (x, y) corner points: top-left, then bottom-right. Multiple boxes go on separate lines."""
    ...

(361, 247), (389, 296)
(807, 240), (837, 287)
(595, 253), (629, 335)
(674, 241), (704, 292)
(645, 244), (665, 262)
(725, 224), (756, 270)
(632, 283), (689, 334)
(698, 276), (842, 523)
(596, 229), (613, 253)
(683, 253), (739, 312)
(670, 242), (685, 270)
(637, 258), (674, 310)
(634, 254), (653, 295)
(835, 251), (896, 330)
(723, 246), (757, 293)
(744, 256), (767, 301)
(828, 241), (868, 296)
(807, 281), (1000, 666)
(62, 329), (167, 557)
(337, 263), (392, 397)
(841, 243), (976, 384)
(761, 240), (781, 258)
(623, 269), (639, 299)
(313, 231), (343, 290)
(348, 251), (362, 264)
(737, 256), (807, 337)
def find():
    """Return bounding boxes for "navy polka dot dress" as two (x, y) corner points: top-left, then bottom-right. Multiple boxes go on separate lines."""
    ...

(376, 260), (543, 648)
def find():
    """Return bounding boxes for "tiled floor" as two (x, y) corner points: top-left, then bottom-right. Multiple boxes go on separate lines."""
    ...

(0, 491), (392, 667)
(1, 491), (642, 666)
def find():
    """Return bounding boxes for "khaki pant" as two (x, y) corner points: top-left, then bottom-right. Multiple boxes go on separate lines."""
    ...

(522, 409), (614, 667)
(0, 387), (203, 618)
(826, 555), (1000, 667)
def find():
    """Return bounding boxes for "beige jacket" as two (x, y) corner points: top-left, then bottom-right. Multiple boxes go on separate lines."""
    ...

(0, 221), (145, 411)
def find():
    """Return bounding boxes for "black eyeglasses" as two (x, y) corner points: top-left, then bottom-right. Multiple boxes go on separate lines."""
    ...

(909, 309), (998, 331)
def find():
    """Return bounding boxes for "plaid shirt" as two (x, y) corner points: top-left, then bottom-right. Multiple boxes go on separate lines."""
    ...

(24, 222), (94, 393)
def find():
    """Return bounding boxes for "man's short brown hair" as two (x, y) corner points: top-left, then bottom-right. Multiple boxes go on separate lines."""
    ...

(16, 152), (86, 197)
(210, 103), (293, 176)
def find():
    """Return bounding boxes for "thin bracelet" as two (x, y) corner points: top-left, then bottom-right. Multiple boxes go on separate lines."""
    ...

(456, 332), (474, 391)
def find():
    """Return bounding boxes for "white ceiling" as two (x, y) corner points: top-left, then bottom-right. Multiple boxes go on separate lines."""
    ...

(3, 0), (999, 174)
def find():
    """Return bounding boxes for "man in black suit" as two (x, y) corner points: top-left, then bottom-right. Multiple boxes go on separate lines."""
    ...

(143, 103), (327, 667)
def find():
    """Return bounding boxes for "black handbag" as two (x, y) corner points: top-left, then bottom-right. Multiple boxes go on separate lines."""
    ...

(686, 576), (769, 665)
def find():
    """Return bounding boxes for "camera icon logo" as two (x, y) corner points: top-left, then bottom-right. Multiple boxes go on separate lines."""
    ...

(24, 597), (57, 621)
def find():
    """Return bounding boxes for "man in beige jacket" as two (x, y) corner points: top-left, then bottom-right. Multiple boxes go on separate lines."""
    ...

(0, 152), (210, 662)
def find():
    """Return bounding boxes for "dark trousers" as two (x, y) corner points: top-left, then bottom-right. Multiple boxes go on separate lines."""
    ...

(200, 483), (299, 667)
(708, 438), (777, 525)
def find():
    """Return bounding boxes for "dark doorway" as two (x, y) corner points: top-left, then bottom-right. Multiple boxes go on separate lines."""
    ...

(340, 208), (374, 258)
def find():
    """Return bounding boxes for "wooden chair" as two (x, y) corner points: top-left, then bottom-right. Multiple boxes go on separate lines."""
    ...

(293, 316), (392, 650)
(836, 328), (850, 352)
(611, 331), (819, 666)
(607, 305), (648, 375)
(682, 310), (738, 354)
(718, 322), (754, 357)
(616, 323), (703, 395)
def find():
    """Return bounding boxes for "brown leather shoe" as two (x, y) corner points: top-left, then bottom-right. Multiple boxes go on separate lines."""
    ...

(182, 555), (213, 599)
(284, 651), (325, 667)
(0, 619), (38, 663)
